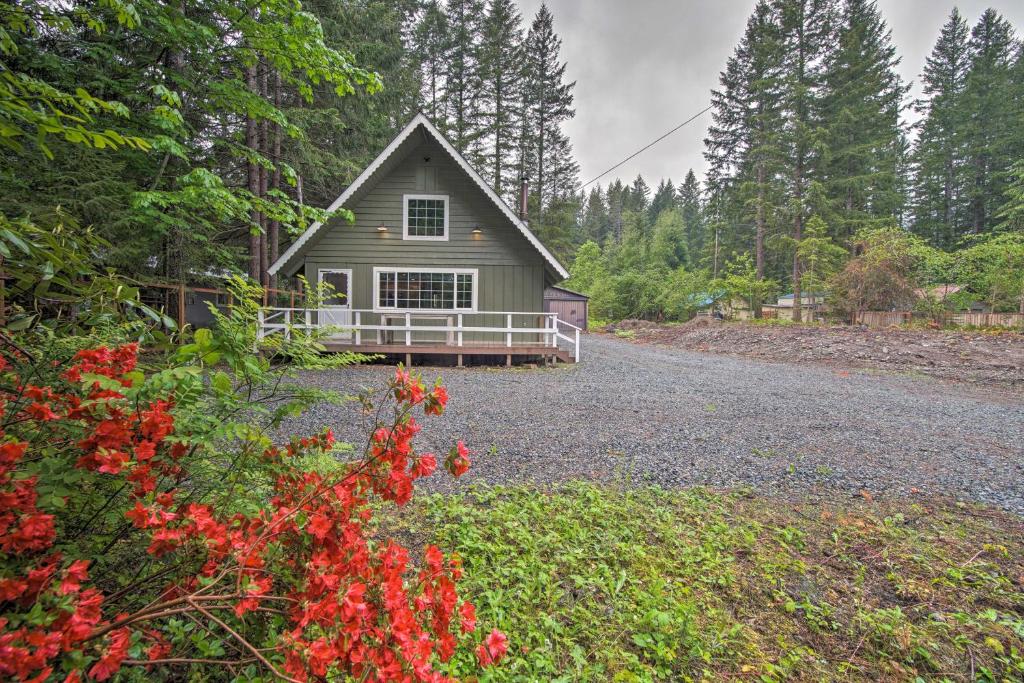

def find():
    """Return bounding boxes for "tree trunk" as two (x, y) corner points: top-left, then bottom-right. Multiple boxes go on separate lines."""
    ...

(246, 59), (260, 282)
(753, 162), (766, 318)
(258, 60), (269, 291)
(269, 69), (282, 293)
(792, 169), (804, 323)
(494, 76), (503, 195)
(791, 4), (806, 324)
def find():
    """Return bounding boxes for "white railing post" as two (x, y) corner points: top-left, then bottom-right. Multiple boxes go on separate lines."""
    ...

(405, 312), (412, 346)
(457, 314), (463, 347)
(506, 314), (513, 348)
(575, 328), (580, 362)
(284, 309), (291, 341)
(354, 311), (361, 345)
(550, 315), (558, 347)
(257, 310), (265, 341)
(305, 309), (311, 331)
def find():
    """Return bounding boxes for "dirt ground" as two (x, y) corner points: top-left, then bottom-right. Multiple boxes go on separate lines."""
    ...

(606, 317), (1024, 389)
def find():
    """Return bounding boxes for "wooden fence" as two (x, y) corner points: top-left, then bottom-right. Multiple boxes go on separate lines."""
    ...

(854, 311), (1024, 329)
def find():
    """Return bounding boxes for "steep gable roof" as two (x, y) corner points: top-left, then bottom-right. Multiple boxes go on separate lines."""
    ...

(268, 113), (568, 279)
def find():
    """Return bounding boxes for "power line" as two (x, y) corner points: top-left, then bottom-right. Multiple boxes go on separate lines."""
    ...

(579, 105), (713, 190)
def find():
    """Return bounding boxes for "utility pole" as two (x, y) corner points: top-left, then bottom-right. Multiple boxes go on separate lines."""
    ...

(712, 226), (720, 279)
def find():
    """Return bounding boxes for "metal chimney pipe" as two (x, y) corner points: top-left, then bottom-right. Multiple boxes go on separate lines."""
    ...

(519, 176), (529, 222)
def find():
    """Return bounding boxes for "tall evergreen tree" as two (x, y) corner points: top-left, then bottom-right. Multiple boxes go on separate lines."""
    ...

(775, 0), (834, 320)
(292, 0), (421, 207)
(582, 186), (609, 243)
(649, 178), (676, 223)
(677, 170), (705, 266)
(607, 179), (626, 244)
(910, 8), (970, 248)
(819, 0), (908, 242)
(414, 1), (451, 123)
(705, 0), (785, 281)
(443, 0), (485, 153)
(522, 3), (575, 214)
(476, 0), (525, 195)
(961, 9), (1018, 235)
(626, 175), (651, 214)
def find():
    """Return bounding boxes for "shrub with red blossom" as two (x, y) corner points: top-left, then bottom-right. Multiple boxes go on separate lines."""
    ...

(0, 335), (506, 681)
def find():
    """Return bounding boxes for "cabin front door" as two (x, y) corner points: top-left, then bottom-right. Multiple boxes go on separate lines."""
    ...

(318, 268), (352, 340)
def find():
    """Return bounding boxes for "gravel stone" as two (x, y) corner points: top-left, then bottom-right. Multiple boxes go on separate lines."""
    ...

(284, 335), (1024, 513)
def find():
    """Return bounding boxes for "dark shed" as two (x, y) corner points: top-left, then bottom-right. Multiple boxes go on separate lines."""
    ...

(544, 285), (589, 330)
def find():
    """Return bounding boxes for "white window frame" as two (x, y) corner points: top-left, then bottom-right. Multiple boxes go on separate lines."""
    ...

(373, 266), (478, 313)
(402, 194), (449, 241)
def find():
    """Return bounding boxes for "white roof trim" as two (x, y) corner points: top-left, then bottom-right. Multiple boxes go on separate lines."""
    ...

(268, 113), (568, 279)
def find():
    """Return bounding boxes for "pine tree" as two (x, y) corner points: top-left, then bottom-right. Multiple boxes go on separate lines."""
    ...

(961, 9), (1018, 235)
(582, 186), (609, 243)
(650, 208), (689, 269)
(443, 0), (485, 153)
(775, 0), (835, 321)
(522, 3), (575, 214)
(607, 179), (626, 244)
(296, 0), (422, 206)
(819, 0), (908, 242)
(476, 0), (525, 195)
(705, 0), (785, 281)
(626, 175), (650, 214)
(910, 8), (970, 248)
(414, 1), (451, 123)
(677, 170), (705, 266)
(542, 124), (580, 205)
(649, 178), (676, 223)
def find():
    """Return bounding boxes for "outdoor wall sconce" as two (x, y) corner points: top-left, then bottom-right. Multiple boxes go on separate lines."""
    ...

(377, 223), (388, 232)
(471, 227), (483, 235)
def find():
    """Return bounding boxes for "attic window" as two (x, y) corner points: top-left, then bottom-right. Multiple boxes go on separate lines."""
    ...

(403, 194), (448, 240)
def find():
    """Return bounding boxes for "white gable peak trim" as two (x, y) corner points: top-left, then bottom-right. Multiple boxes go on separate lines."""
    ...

(268, 113), (569, 279)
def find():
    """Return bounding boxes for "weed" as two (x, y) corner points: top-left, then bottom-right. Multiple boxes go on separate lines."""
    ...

(390, 483), (1024, 681)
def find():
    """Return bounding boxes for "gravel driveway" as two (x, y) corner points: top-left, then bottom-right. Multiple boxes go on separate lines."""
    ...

(287, 335), (1024, 512)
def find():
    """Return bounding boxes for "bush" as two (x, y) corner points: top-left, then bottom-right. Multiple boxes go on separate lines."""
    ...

(0, 298), (506, 680)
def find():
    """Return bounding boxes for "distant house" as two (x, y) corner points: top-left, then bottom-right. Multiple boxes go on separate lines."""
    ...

(914, 284), (963, 301)
(774, 292), (827, 308)
(262, 113), (580, 365)
(758, 292), (828, 320)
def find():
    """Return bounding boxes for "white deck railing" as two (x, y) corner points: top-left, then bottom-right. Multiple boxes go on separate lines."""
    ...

(257, 308), (581, 361)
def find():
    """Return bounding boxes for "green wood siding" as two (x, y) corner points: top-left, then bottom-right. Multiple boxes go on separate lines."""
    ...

(298, 140), (546, 343)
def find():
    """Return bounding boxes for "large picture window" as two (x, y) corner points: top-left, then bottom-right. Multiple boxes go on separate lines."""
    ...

(403, 194), (449, 240)
(375, 268), (476, 311)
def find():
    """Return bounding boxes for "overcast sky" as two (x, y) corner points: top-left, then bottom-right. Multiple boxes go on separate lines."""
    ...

(516, 0), (1024, 191)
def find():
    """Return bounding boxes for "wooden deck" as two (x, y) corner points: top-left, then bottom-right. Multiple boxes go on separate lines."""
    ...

(258, 308), (582, 365)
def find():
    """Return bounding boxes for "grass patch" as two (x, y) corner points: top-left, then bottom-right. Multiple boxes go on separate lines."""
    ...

(388, 483), (1024, 681)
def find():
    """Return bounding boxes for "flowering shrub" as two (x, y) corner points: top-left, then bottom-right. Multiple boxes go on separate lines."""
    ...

(0, 339), (506, 681)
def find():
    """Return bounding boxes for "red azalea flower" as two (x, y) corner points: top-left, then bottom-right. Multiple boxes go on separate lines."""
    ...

(476, 629), (509, 667)
(459, 601), (477, 633)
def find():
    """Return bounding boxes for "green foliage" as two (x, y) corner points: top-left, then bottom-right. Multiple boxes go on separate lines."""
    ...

(794, 216), (849, 297)
(953, 233), (1024, 312)
(649, 209), (689, 270)
(828, 227), (945, 320)
(569, 235), (712, 323)
(996, 161), (1024, 232)
(400, 483), (1024, 681)
(0, 210), (170, 332)
(565, 240), (606, 294)
(713, 253), (777, 316)
(0, 0), (381, 281)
